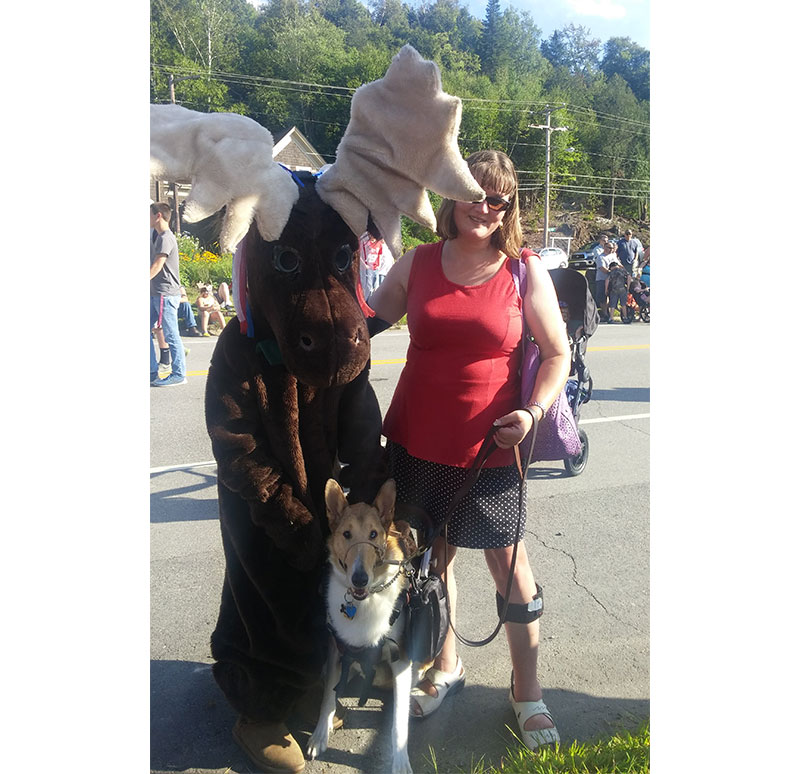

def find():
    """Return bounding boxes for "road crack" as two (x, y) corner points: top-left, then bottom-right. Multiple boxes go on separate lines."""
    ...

(529, 529), (645, 635)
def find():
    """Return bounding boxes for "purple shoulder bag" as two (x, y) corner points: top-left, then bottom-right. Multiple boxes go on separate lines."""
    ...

(512, 255), (582, 463)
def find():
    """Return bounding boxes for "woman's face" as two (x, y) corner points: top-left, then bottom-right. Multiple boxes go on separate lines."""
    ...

(452, 185), (510, 243)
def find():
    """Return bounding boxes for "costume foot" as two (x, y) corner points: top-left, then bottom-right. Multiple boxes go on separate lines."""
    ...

(410, 656), (465, 718)
(233, 717), (305, 773)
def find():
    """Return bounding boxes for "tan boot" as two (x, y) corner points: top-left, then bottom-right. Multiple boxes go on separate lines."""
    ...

(233, 717), (305, 773)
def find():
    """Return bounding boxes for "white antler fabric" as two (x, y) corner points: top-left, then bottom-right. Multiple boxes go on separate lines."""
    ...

(317, 45), (485, 259)
(150, 104), (299, 252)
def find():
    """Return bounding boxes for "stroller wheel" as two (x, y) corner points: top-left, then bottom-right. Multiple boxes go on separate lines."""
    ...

(564, 428), (589, 477)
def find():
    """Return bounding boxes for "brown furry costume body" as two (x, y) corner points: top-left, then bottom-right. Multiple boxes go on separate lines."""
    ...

(205, 173), (387, 722)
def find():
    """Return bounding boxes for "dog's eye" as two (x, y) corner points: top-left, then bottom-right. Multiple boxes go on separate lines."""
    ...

(369, 530), (378, 539)
(342, 530), (351, 540)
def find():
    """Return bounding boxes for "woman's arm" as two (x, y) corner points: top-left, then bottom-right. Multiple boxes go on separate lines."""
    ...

(364, 246), (417, 324)
(493, 257), (571, 450)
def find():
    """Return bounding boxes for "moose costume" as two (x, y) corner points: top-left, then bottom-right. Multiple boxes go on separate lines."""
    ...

(150, 46), (484, 772)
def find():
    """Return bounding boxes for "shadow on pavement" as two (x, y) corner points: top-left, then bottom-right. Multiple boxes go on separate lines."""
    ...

(151, 659), (649, 774)
(588, 386), (650, 403)
(150, 469), (219, 524)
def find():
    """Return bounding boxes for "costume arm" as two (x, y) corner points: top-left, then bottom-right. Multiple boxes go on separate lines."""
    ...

(205, 354), (323, 570)
(336, 367), (387, 504)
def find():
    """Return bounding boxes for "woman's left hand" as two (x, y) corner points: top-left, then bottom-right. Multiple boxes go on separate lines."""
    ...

(492, 409), (536, 449)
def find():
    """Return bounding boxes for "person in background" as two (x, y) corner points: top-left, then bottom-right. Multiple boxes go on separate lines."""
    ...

(196, 284), (228, 336)
(615, 229), (643, 277)
(639, 247), (650, 287)
(368, 150), (569, 752)
(594, 236), (613, 322)
(178, 286), (202, 336)
(150, 202), (187, 386)
(216, 281), (233, 311)
(605, 261), (631, 323)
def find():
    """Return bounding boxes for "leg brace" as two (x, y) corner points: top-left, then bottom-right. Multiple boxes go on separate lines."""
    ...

(496, 583), (543, 624)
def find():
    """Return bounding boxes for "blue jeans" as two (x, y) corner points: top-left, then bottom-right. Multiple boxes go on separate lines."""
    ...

(178, 300), (197, 329)
(151, 294), (185, 379)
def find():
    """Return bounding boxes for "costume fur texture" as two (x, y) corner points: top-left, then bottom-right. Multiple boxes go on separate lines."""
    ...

(205, 173), (388, 724)
(150, 103), (299, 251)
(150, 45), (481, 732)
(317, 44), (485, 260)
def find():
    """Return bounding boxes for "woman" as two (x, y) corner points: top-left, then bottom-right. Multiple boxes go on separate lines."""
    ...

(196, 284), (227, 335)
(367, 150), (570, 750)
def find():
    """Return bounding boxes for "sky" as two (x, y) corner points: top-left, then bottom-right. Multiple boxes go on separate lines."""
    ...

(470, 0), (650, 49)
(245, 0), (650, 49)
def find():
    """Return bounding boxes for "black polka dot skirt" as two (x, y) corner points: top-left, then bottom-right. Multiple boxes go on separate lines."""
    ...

(386, 441), (527, 549)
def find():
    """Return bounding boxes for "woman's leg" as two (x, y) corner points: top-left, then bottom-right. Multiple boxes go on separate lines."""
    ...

(217, 282), (231, 306)
(484, 542), (554, 733)
(199, 309), (210, 333)
(212, 310), (227, 329)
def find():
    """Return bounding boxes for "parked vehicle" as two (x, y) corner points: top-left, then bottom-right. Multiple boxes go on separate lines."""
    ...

(569, 238), (616, 270)
(537, 246), (569, 270)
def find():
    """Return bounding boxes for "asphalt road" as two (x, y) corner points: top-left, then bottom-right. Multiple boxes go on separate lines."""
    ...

(150, 320), (650, 774)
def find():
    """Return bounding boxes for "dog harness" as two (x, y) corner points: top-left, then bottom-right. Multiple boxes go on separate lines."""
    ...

(328, 595), (407, 706)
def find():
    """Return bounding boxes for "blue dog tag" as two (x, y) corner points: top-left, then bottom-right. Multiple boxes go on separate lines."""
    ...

(341, 602), (357, 620)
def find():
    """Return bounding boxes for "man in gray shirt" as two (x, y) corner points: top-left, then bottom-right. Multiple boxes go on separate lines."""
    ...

(615, 229), (643, 276)
(150, 202), (186, 386)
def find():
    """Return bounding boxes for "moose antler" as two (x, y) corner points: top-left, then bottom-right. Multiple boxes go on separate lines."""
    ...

(317, 45), (485, 259)
(150, 104), (299, 252)
(149, 46), (483, 258)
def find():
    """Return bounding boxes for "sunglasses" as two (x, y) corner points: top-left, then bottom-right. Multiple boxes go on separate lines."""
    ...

(473, 195), (512, 212)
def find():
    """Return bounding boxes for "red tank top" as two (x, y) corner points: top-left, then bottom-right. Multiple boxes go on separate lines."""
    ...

(382, 241), (523, 468)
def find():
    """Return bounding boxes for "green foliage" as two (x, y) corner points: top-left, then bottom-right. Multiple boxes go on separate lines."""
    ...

(150, 0), (649, 223)
(177, 233), (233, 288)
(427, 721), (649, 774)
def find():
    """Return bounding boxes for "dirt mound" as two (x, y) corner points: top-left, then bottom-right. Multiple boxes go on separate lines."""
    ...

(522, 208), (650, 255)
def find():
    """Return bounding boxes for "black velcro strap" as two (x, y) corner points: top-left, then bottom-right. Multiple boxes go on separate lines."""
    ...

(496, 583), (543, 624)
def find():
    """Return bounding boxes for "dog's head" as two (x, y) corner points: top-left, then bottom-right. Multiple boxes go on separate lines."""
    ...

(324, 478), (403, 600)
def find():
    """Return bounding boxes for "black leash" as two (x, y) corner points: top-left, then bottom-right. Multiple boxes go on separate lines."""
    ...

(417, 414), (539, 648)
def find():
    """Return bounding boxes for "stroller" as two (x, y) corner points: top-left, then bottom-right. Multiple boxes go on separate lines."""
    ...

(627, 277), (650, 323)
(548, 268), (600, 476)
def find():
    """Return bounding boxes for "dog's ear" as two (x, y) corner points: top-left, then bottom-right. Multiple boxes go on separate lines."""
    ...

(373, 478), (396, 531)
(324, 479), (349, 531)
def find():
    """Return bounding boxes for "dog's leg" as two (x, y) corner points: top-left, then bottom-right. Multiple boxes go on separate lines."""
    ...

(307, 637), (341, 760)
(390, 658), (414, 774)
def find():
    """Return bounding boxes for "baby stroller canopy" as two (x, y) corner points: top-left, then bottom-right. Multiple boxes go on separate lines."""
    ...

(548, 268), (599, 338)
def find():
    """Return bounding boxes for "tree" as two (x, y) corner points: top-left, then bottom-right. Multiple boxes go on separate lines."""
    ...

(601, 37), (650, 101)
(541, 24), (601, 78)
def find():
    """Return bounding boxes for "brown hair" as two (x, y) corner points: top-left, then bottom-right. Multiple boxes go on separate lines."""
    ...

(150, 201), (172, 220)
(435, 150), (523, 258)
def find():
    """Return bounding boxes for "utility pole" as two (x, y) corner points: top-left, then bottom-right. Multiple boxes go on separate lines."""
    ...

(167, 74), (201, 235)
(529, 107), (567, 250)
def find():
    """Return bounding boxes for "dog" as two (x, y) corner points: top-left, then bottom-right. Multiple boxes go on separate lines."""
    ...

(308, 477), (419, 774)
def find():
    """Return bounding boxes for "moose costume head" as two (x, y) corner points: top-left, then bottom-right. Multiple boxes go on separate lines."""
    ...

(150, 45), (484, 772)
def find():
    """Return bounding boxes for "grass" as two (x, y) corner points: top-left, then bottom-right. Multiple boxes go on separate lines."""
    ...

(427, 722), (649, 774)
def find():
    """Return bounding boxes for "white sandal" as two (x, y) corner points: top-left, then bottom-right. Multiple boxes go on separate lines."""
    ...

(409, 656), (465, 718)
(509, 679), (560, 750)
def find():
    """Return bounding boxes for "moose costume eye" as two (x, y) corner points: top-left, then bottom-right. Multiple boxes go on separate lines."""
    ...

(369, 530), (378, 539)
(273, 245), (301, 273)
(333, 244), (353, 273)
(343, 530), (351, 540)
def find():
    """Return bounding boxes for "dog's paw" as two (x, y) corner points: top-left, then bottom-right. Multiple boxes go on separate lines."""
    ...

(391, 750), (413, 774)
(307, 723), (330, 760)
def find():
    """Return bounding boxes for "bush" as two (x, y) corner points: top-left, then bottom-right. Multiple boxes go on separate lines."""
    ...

(178, 233), (233, 289)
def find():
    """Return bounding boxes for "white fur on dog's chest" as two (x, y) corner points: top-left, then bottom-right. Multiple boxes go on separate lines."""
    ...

(327, 572), (406, 648)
